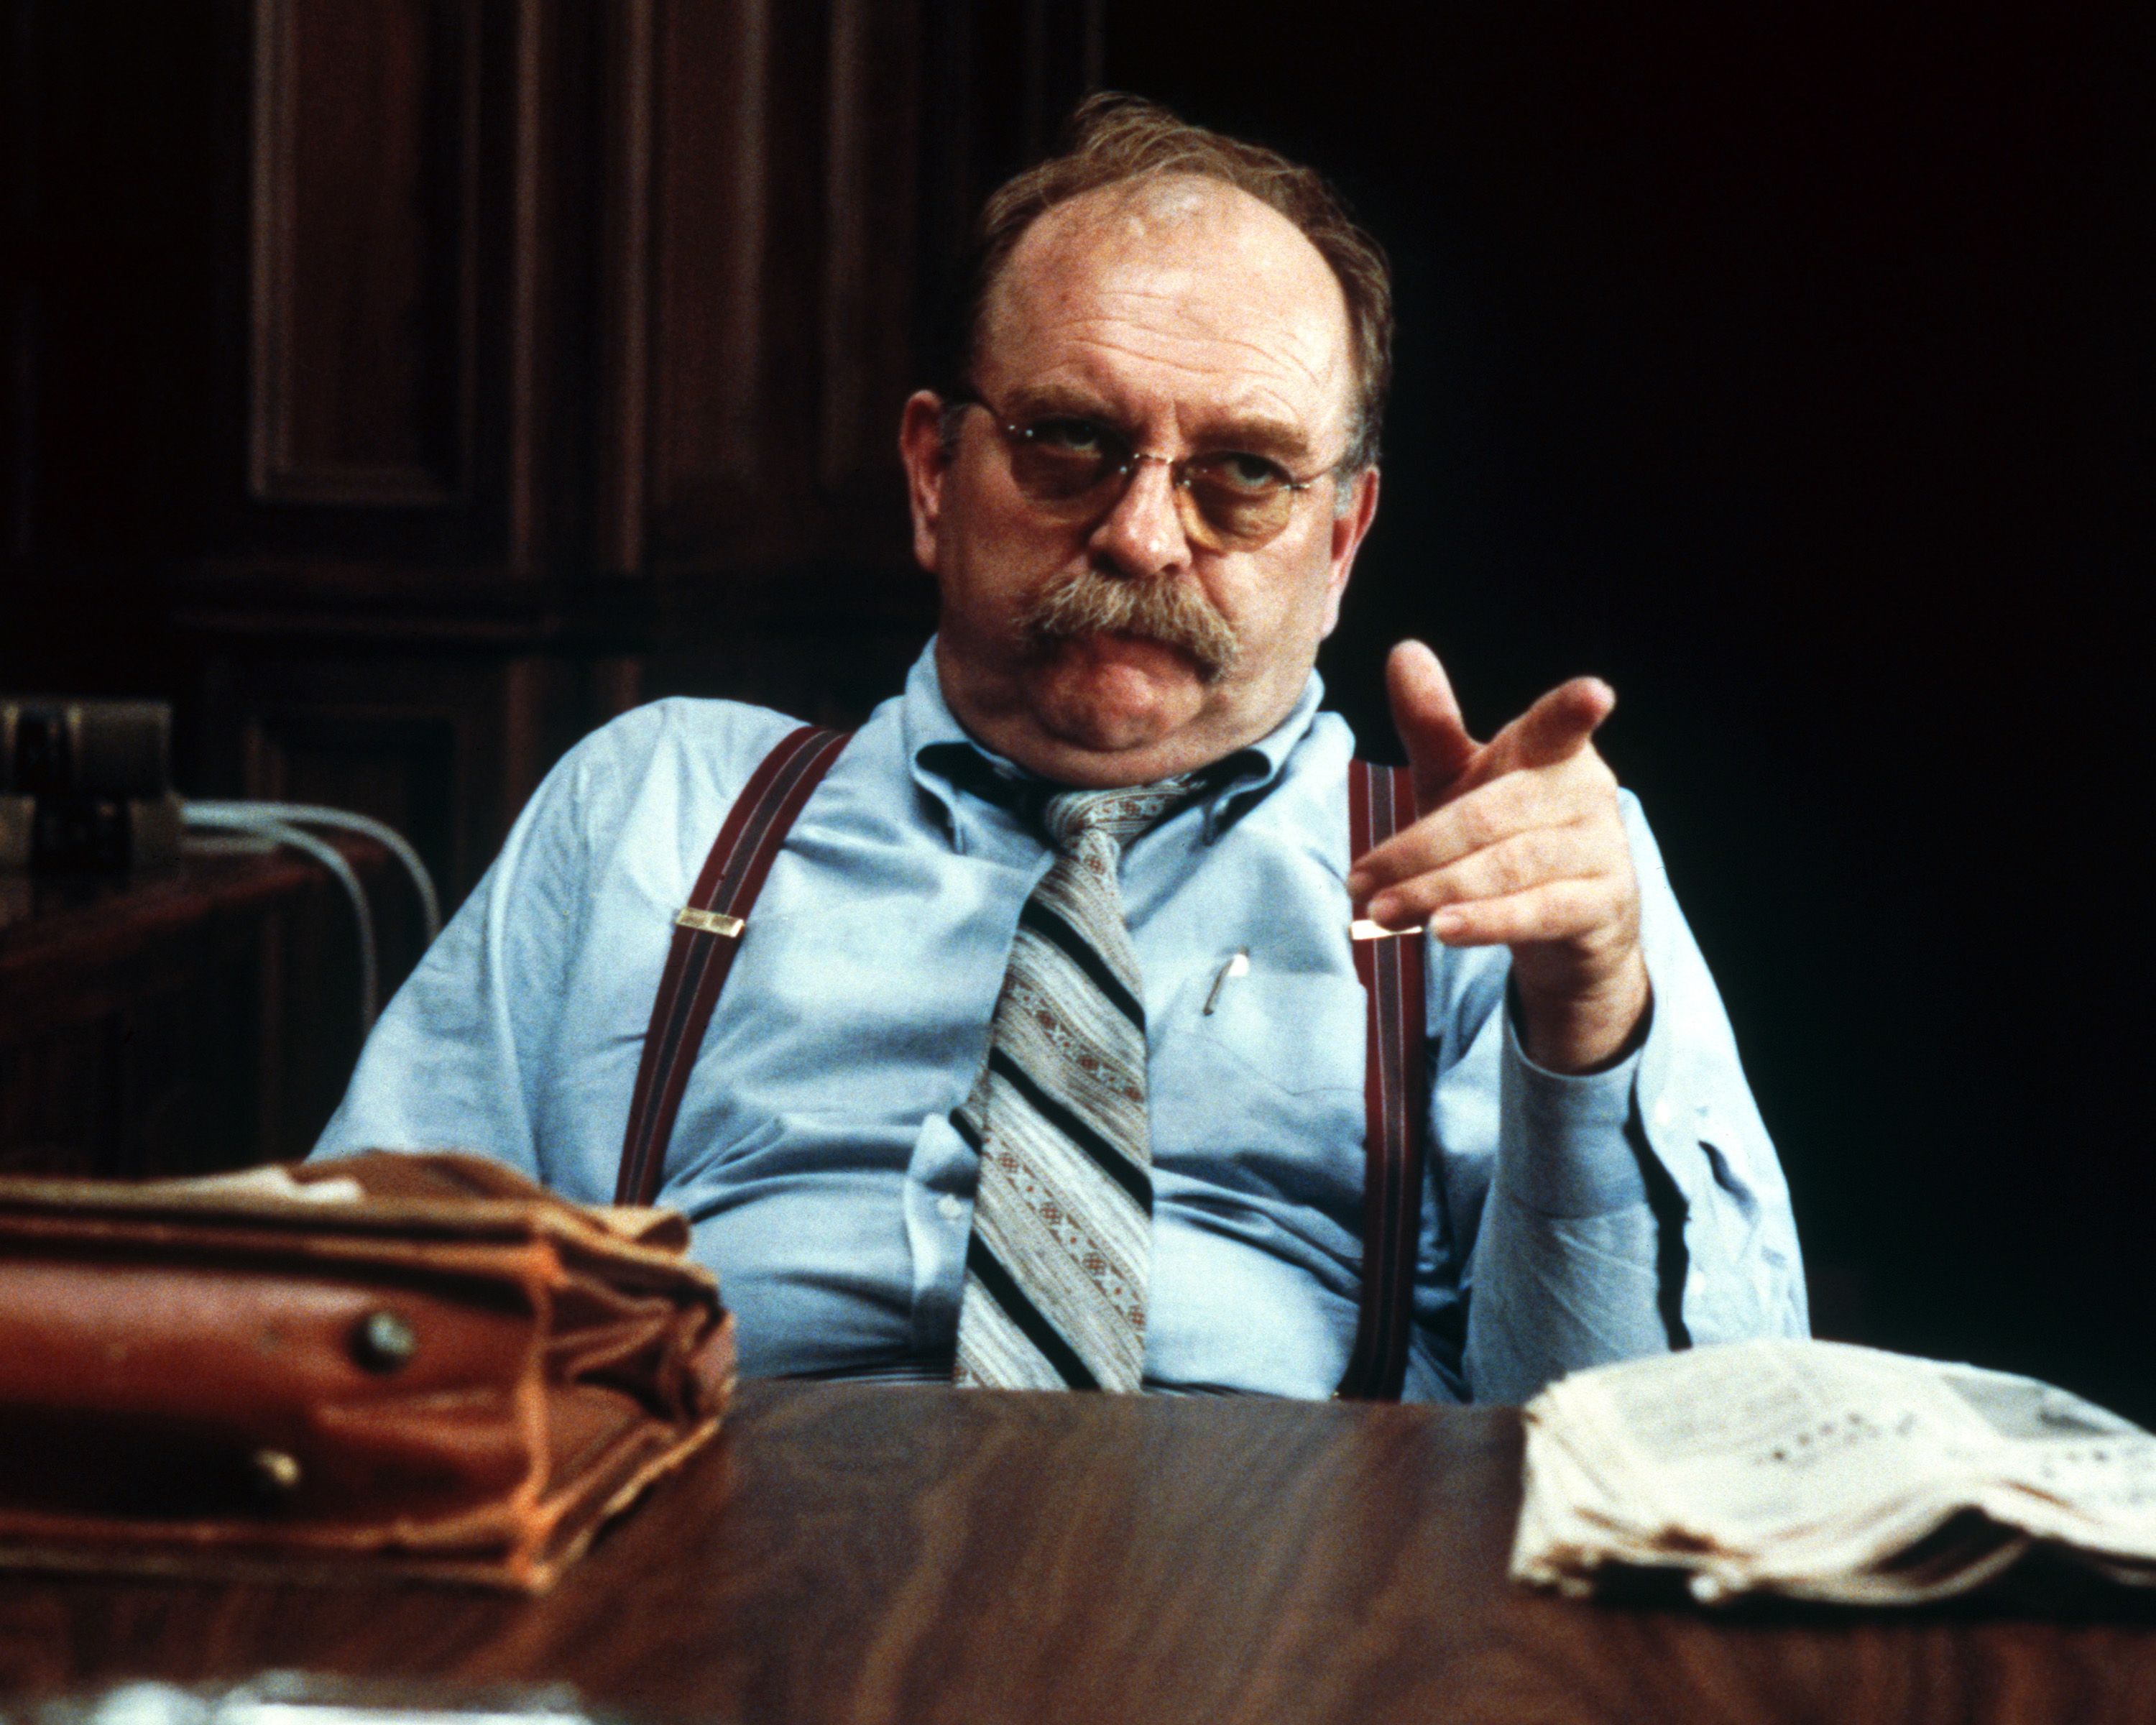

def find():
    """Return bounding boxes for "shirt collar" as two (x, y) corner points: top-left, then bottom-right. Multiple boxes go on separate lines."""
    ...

(900, 636), (1326, 847)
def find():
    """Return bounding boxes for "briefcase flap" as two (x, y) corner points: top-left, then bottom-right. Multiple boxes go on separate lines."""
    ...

(0, 1152), (735, 1591)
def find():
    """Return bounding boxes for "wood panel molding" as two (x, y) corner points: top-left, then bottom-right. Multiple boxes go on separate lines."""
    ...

(817, 0), (871, 494)
(595, 0), (658, 574)
(650, 0), (773, 539)
(502, 0), (545, 564)
(818, 0), (921, 497)
(247, 0), (482, 507)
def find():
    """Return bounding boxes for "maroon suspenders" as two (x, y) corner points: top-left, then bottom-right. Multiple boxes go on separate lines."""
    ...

(1337, 760), (1430, 1401)
(615, 730), (1429, 1399)
(614, 725), (852, 1206)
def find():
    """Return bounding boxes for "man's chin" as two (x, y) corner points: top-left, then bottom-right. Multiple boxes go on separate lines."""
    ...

(1033, 636), (1204, 750)
(1026, 634), (1199, 729)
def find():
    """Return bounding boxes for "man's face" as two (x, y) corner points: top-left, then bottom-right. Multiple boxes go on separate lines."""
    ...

(900, 178), (1380, 788)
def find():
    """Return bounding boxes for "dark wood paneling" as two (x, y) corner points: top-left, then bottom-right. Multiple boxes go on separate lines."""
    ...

(176, 616), (632, 909)
(494, 0), (553, 568)
(11, 0), (1102, 591)
(248, 0), (480, 506)
(816, 0), (921, 501)
(640, 0), (932, 579)
(593, 0), (658, 575)
(632, 0), (1093, 611)
(646, 0), (777, 558)
(211, 653), (563, 904)
(240, 708), (464, 901)
(8, 0), (1106, 1047)
(213, 0), (585, 571)
(0, 840), (407, 1177)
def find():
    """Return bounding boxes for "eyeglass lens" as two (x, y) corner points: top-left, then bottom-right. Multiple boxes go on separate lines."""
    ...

(1003, 436), (1301, 552)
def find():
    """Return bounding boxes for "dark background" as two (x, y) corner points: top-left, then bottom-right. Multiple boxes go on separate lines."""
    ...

(1107, 4), (2155, 1415)
(6, 3), (2152, 1413)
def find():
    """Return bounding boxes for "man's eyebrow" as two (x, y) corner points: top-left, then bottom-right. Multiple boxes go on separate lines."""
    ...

(1193, 413), (1316, 464)
(995, 383), (1118, 422)
(992, 386), (1320, 463)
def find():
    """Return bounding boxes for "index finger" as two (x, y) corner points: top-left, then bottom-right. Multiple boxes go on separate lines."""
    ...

(1491, 676), (1615, 773)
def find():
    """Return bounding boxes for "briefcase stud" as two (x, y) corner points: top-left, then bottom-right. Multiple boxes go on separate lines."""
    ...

(351, 1309), (418, 1374)
(249, 1448), (304, 1505)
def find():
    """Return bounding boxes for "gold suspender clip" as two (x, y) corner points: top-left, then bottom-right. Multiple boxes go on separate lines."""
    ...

(675, 907), (746, 939)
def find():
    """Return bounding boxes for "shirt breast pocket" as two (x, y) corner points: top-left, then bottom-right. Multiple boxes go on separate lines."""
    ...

(1191, 966), (1368, 1098)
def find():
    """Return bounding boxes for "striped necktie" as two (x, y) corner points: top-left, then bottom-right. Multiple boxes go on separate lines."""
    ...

(951, 779), (1194, 1392)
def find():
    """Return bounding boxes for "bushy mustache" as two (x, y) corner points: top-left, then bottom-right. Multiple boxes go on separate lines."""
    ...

(1021, 567), (1241, 684)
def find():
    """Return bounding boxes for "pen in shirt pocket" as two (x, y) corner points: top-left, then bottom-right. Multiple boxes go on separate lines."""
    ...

(1202, 949), (1250, 1015)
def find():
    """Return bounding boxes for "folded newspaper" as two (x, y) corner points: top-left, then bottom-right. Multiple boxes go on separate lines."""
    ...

(1511, 1338), (2156, 1605)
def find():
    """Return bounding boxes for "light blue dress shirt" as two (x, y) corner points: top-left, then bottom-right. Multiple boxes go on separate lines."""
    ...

(316, 642), (1807, 1400)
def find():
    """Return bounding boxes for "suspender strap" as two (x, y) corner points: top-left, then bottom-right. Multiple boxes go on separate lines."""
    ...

(617, 731), (1430, 1404)
(614, 724), (852, 1206)
(1335, 758), (1431, 1402)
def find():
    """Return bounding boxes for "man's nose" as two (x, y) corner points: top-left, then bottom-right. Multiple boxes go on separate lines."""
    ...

(1087, 455), (1192, 579)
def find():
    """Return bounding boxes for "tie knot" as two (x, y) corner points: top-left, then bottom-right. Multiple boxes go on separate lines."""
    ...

(1039, 780), (1195, 856)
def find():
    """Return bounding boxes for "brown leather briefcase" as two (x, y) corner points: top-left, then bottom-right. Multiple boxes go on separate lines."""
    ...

(0, 1151), (736, 1592)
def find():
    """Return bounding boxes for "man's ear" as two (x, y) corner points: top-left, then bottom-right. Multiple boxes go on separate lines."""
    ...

(898, 391), (952, 573)
(1319, 465), (1381, 638)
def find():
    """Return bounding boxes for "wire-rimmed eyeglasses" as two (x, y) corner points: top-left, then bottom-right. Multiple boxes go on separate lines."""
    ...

(949, 392), (1345, 553)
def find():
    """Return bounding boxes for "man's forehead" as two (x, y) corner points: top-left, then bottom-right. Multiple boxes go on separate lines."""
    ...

(980, 177), (1355, 437)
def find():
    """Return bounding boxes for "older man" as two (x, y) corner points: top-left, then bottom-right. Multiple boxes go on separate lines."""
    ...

(317, 96), (1804, 1401)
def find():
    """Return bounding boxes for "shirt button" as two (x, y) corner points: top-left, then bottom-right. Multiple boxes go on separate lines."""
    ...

(936, 1194), (966, 1223)
(1651, 1097), (1675, 1131)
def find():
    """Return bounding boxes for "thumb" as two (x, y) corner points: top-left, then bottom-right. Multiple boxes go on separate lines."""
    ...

(1387, 640), (1479, 803)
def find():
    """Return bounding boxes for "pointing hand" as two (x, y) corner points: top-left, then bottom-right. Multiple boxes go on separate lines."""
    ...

(1344, 640), (1651, 1072)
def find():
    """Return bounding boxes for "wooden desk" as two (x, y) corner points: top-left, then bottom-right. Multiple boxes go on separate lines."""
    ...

(1, 1381), (2152, 1722)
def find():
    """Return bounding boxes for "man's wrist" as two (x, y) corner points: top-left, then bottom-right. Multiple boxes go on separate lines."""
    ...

(1513, 950), (1652, 1075)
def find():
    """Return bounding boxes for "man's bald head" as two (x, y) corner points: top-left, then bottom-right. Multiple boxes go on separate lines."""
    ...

(944, 92), (1393, 476)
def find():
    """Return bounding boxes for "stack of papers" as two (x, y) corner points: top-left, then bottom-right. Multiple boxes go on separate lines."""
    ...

(1511, 1338), (2156, 1604)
